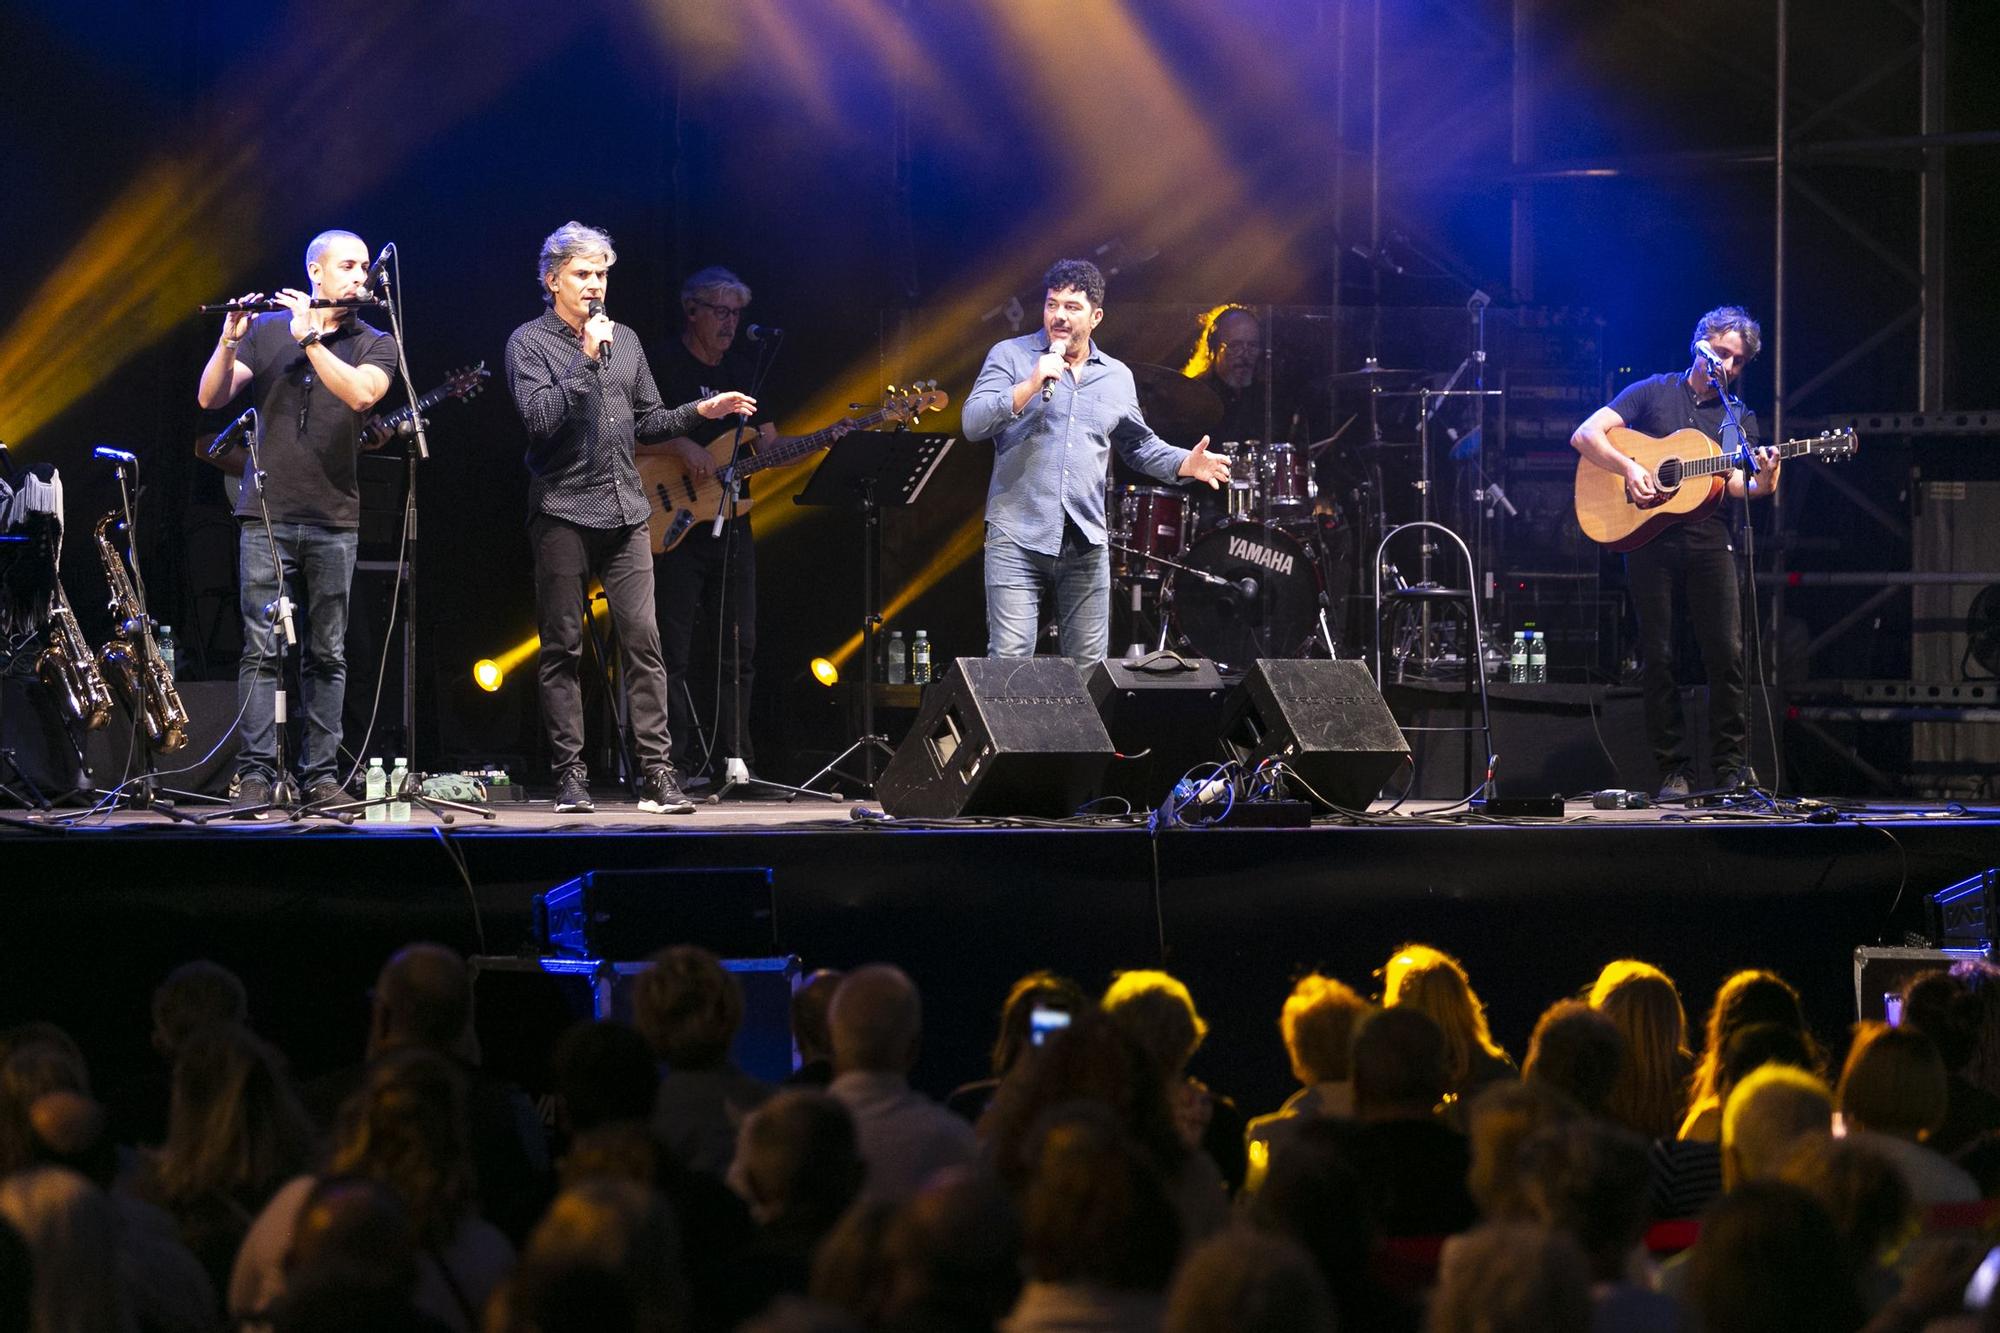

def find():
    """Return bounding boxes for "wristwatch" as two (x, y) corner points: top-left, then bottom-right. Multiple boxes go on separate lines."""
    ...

(296, 329), (322, 350)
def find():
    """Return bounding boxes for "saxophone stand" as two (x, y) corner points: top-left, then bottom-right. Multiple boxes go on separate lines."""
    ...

(99, 460), (214, 823)
(796, 429), (956, 798)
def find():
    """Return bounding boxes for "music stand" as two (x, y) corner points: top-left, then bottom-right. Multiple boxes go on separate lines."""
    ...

(795, 430), (954, 797)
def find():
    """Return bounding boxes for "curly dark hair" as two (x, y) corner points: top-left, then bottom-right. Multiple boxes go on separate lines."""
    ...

(1043, 259), (1105, 309)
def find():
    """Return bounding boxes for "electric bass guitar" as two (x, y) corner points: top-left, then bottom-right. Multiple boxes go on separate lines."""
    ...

(638, 381), (948, 554)
(1573, 425), (1857, 551)
(195, 363), (491, 494)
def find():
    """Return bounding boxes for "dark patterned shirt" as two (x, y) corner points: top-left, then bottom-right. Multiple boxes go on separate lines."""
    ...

(505, 308), (700, 528)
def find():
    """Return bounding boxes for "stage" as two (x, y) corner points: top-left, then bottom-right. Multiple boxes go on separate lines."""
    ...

(6, 791), (1996, 1124)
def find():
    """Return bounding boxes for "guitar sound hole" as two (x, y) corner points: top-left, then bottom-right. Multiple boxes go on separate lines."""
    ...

(1655, 458), (1682, 488)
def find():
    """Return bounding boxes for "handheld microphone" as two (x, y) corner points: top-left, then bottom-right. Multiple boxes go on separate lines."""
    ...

(365, 243), (392, 292)
(744, 323), (783, 343)
(1695, 339), (1727, 368)
(93, 445), (139, 466)
(205, 407), (258, 460)
(1041, 336), (1069, 403)
(587, 300), (612, 355)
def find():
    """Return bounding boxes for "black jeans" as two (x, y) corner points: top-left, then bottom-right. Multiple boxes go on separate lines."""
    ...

(529, 514), (672, 775)
(1625, 519), (1747, 780)
(655, 514), (757, 772)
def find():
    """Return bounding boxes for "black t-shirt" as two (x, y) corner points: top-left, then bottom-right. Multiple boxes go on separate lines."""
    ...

(647, 337), (772, 449)
(232, 311), (399, 528)
(1606, 370), (1760, 540)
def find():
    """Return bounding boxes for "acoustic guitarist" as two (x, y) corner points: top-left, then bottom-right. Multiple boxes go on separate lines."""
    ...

(1570, 305), (1780, 800)
(641, 266), (849, 784)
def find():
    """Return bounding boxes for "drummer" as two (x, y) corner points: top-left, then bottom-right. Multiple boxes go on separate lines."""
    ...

(1187, 305), (1272, 444)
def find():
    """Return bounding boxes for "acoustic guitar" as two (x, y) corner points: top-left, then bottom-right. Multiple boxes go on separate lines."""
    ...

(1573, 425), (1857, 551)
(638, 381), (947, 554)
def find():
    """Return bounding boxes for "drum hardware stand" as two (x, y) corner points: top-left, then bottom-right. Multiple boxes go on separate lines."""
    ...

(796, 429), (954, 798)
(1390, 386), (1502, 677)
(1372, 520), (1494, 800)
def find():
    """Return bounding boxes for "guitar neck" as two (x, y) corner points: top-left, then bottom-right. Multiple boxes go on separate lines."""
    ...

(737, 405), (899, 476)
(1677, 436), (1815, 478)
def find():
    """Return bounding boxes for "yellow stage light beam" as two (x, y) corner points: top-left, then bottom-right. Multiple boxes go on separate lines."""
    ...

(810, 657), (839, 687)
(477, 583), (614, 683)
(0, 3), (543, 447)
(473, 659), (503, 692)
(822, 508), (986, 671)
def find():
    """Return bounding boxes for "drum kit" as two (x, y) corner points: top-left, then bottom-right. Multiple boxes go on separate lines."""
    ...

(1108, 365), (1357, 672)
(1109, 355), (1504, 677)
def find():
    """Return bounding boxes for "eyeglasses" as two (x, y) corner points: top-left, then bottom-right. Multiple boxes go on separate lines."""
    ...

(298, 371), (315, 437)
(690, 298), (746, 321)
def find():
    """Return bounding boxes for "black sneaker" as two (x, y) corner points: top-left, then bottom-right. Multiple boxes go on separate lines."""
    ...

(1716, 765), (1759, 792)
(638, 766), (696, 815)
(1656, 772), (1692, 802)
(232, 774), (275, 819)
(304, 778), (348, 807)
(554, 767), (594, 814)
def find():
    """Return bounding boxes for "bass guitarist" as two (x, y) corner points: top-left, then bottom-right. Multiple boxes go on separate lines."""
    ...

(1570, 305), (1780, 800)
(642, 266), (848, 785)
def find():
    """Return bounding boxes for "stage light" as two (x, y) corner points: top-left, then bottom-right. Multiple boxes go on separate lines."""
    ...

(810, 657), (839, 687)
(473, 659), (503, 692)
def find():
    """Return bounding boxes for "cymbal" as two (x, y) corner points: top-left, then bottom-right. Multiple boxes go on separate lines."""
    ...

(1130, 363), (1222, 439)
(1329, 361), (1427, 381)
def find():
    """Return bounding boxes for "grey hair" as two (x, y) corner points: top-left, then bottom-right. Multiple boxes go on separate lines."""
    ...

(681, 265), (751, 309)
(1692, 305), (1763, 362)
(538, 221), (617, 305)
(305, 230), (365, 274)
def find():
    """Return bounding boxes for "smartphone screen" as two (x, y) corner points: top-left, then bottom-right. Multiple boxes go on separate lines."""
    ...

(1029, 1005), (1072, 1046)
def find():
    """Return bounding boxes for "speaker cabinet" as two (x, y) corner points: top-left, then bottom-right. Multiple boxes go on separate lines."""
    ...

(1220, 659), (1410, 810)
(876, 657), (1114, 818)
(1085, 657), (1228, 807)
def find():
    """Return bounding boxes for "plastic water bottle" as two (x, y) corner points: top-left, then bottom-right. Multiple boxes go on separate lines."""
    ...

(883, 630), (908, 684)
(911, 631), (932, 684)
(389, 758), (411, 823)
(364, 758), (387, 823)
(1509, 631), (1528, 684)
(156, 624), (177, 680)
(1527, 631), (1548, 684)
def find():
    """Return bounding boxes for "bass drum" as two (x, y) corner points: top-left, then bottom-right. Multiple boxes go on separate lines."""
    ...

(1165, 522), (1325, 673)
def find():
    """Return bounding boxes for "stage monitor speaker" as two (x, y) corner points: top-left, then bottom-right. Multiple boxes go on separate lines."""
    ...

(1, 676), (91, 803)
(1220, 659), (1410, 810)
(876, 656), (1114, 819)
(83, 678), (238, 797)
(1085, 657), (1228, 807)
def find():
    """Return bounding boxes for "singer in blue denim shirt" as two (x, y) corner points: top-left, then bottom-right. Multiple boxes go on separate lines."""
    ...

(963, 259), (1231, 662)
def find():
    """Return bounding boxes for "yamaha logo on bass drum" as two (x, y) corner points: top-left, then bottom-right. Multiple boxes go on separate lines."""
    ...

(1225, 533), (1296, 577)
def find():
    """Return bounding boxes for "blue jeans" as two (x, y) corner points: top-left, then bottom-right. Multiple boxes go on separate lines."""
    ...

(237, 521), (357, 787)
(984, 520), (1109, 663)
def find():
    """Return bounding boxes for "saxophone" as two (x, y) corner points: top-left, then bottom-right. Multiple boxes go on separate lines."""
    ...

(93, 513), (189, 752)
(36, 580), (115, 730)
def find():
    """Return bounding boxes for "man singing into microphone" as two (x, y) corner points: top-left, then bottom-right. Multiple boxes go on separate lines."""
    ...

(965, 259), (1231, 662)
(504, 222), (754, 816)
(1570, 305), (1780, 799)
(196, 229), (398, 814)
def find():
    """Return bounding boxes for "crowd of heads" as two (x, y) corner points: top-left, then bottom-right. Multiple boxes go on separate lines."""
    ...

(7, 937), (2000, 1332)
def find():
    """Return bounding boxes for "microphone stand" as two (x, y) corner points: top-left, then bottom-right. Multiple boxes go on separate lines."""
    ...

(708, 398), (831, 804)
(309, 252), (490, 824)
(1709, 363), (1774, 804)
(196, 416), (324, 824)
